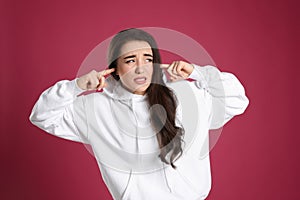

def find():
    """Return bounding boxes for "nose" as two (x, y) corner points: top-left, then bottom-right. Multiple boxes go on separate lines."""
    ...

(135, 59), (144, 74)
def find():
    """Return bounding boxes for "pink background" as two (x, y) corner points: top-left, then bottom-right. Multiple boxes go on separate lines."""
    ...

(1, 0), (299, 199)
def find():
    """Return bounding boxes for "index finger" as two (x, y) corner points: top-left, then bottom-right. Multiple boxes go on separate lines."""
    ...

(160, 64), (170, 69)
(99, 68), (115, 77)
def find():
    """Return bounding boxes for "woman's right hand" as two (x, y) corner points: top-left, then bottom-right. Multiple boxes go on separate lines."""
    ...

(76, 68), (115, 91)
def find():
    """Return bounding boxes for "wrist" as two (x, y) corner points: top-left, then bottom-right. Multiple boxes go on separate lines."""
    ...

(188, 64), (194, 76)
(75, 78), (86, 91)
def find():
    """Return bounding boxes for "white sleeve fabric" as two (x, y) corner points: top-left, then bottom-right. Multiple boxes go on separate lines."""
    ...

(175, 100), (183, 128)
(188, 64), (249, 130)
(29, 79), (89, 143)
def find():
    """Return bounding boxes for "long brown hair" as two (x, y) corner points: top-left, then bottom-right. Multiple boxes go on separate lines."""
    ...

(108, 28), (184, 168)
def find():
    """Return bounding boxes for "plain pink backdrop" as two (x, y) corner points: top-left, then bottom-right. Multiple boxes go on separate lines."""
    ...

(1, 0), (299, 199)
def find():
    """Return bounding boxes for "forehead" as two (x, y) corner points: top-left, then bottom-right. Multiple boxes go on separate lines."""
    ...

(120, 40), (152, 56)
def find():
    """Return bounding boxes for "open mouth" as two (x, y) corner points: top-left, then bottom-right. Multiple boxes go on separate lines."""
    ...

(133, 77), (147, 84)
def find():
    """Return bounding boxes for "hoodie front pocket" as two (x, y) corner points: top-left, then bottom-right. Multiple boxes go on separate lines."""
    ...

(163, 167), (202, 199)
(175, 155), (212, 199)
(99, 165), (134, 200)
(120, 171), (133, 200)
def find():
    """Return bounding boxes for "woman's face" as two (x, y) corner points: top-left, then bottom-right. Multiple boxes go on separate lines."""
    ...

(117, 40), (154, 95)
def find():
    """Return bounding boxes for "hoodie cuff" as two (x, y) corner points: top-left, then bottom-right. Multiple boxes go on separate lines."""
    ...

(187, 64), (209, 90)
(188, 64), (203, 80)
(71, 78), (86, 95)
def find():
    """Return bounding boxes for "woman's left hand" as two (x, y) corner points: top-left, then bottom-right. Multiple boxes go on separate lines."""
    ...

(160, 61), (194, 82)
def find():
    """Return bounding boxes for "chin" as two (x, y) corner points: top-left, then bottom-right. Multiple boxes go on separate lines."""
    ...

(134, 84), (150, 95)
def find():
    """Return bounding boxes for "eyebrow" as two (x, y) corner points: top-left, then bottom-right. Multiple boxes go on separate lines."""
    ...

(123, 53), (153, 59)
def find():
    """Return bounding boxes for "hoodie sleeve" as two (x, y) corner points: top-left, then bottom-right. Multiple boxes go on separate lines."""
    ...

(188, 64), (249, 130)
(29, 79), (89, 143)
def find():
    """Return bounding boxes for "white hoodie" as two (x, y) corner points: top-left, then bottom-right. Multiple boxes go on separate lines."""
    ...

(30, 65), (249, 200)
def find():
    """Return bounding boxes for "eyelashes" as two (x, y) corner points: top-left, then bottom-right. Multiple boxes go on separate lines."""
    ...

(125, 60), (134, 64)
(125, 58), (153, 64)
(146, 58), (153, 62)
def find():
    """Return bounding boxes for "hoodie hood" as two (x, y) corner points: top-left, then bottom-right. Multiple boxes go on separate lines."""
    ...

(103, 76), (148, 101)
(103, 71), (169, 101)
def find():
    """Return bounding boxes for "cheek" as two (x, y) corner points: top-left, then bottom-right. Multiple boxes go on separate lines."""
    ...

(117, 64), (131, 76)
(147, 66), (154, 77)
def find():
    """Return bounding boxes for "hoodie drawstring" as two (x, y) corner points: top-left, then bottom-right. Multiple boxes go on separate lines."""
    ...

(162, 163), (172, 193)
(130, 99), (140, 154)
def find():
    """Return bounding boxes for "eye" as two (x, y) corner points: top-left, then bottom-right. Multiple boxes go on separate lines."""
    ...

(125, 60), (135, 64)
(146, 58), (153, 62)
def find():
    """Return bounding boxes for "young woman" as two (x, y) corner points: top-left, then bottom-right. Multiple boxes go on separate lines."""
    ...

(30, 28), (249, 200)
